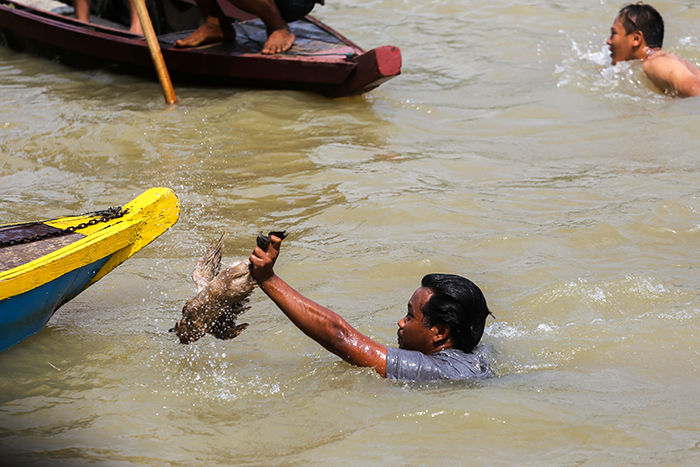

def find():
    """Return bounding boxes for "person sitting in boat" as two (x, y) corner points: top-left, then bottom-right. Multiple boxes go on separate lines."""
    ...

(249, 234), (494, 381)
(74, 0), (144, 35)
(607, 2), (700, 97)
(173, 0), (322, 54)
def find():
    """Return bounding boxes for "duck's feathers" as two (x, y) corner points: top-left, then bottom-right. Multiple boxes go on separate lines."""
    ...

(192, 233), (225, 292)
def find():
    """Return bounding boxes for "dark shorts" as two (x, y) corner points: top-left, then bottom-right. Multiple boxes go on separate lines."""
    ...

(275, 0), (324, 23)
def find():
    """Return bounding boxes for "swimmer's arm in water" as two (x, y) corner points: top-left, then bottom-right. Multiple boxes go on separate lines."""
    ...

(642, 53), (700, 97)
(250, 235), (388, 377)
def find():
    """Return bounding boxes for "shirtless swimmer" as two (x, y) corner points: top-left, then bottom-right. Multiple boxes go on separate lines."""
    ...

(607, 3), (700, 97)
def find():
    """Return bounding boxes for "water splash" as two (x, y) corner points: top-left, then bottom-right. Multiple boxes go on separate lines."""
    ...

(554, 34), (665, 102)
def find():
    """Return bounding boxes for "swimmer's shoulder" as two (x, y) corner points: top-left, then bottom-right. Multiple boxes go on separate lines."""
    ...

(642, 51), (700, 97)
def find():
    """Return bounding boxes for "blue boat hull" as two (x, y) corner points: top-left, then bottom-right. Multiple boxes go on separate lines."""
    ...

(0, 255), (111, 352)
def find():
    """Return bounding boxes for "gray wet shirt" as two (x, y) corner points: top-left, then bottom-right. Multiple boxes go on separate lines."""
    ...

(386, 346), (493, 381)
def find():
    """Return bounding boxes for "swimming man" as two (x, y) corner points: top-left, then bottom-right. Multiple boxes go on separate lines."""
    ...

(249, 234), (494, 381)
(607, 3), (700, 97)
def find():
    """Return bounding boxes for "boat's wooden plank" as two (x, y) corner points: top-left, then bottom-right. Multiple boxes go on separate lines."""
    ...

(0, 224), (85, 273)
(0, 233), (85, 273)
(157, 19), (350, 56)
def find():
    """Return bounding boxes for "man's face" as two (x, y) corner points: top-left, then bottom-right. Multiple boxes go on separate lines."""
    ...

(607, 16), (637, 65)
(397, 287), (436, 354)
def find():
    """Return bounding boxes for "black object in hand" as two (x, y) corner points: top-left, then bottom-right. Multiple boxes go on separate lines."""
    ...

(256, 230), (287, 251)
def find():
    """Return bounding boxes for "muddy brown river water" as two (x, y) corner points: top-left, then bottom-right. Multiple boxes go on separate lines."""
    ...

(2, 1), (700, 465)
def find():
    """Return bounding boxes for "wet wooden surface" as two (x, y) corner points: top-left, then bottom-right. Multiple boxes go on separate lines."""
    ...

(0, 224), (84, 273)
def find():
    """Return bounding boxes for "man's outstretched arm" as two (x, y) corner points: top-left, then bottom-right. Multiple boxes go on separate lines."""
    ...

(250, 236), (387, 376)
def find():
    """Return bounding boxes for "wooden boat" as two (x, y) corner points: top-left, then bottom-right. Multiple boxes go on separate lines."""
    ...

(0, 0), (401, 97)
(0, 187), (180, 352)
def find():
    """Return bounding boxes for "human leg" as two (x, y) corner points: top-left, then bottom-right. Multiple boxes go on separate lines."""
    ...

(128, 0), (144, 35)
(75, 0), (90, 22)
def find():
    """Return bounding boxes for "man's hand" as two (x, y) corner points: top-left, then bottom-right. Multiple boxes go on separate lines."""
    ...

(250, 234), (282, 284)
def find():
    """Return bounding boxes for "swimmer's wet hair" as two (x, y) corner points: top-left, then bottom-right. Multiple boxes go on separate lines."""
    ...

(419, 273), (493, 353)
(619, 2), (664, 48)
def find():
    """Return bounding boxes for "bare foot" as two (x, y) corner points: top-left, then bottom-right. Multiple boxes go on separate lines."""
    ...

(261, 28), (295, 55)
(175, 17), (235, 48)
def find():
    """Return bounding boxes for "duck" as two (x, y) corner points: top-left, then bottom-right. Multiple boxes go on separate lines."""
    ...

(170, 231), (286, 344)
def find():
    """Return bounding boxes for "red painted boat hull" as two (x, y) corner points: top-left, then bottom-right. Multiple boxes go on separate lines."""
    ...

(0, 0), (401, 97)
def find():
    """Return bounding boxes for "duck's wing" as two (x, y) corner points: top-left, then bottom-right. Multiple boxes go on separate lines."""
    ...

(191, 233), (225, 292)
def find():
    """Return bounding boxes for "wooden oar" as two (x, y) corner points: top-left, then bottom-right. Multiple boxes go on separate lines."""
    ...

(131, 0), (178, 104)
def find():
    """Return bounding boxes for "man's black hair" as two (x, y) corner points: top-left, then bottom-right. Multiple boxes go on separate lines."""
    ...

(619, 2), (664, 48)
(419, 274), (493, 353)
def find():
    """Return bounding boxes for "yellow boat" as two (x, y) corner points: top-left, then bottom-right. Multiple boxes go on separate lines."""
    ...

(0, 187), (180, 352)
